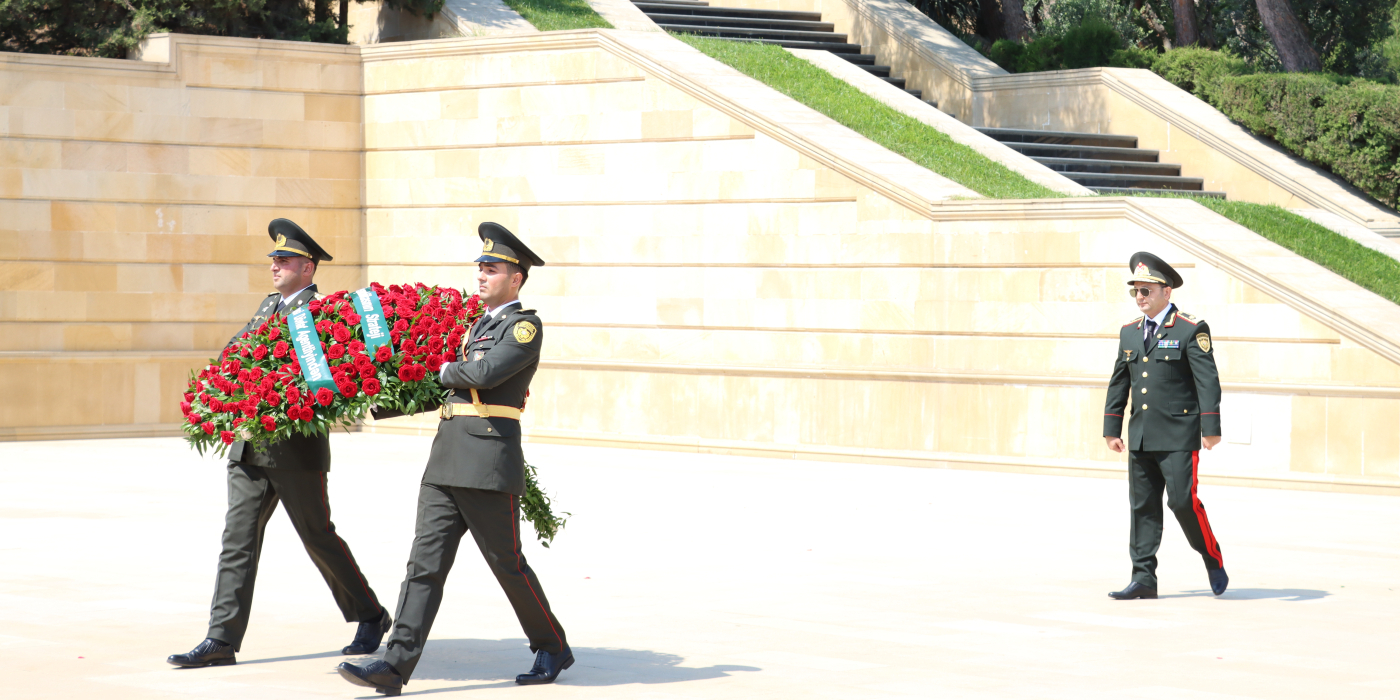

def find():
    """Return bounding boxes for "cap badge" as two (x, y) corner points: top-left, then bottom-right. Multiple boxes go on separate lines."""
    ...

(1134, 262), (1150, 276)
(483, 238), (495, 252)
(276, 234), (287, 246)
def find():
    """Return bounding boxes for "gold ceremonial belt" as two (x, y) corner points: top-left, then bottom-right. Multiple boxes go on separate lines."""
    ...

(439, 388), (523, 420)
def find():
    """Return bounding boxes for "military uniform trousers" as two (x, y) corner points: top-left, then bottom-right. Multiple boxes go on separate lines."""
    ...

(1129, 450), (1224, 588)
(384, 483), (568, 681)
(207, 463), (383, 650)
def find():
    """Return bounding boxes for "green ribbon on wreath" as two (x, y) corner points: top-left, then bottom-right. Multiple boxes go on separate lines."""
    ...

(288, 307), (339, 395)
(350, 286), (393, 354)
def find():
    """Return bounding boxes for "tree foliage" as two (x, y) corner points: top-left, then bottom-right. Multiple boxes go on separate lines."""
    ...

(0, 0), (445, 58)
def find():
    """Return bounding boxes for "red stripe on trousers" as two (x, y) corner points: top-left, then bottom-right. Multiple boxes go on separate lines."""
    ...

(1189, 451), (1223, 566)
(320, 473), (379, 610)
(510, 495), (564, 649)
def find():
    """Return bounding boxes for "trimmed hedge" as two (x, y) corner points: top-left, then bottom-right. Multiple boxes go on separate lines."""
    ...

(1152, 48), (1400, 209)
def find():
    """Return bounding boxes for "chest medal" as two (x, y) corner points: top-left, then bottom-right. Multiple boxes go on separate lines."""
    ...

(1156, 339), (1180, 349)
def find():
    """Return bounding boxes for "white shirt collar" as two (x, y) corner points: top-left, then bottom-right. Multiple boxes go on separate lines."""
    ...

(486, 300), (521, 319)
(280, 284), (313, 306)
(1144, 303), (1173, 336)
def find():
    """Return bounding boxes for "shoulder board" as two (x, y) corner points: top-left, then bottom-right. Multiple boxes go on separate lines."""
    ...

(1175, 312), (1199, 326)
(1123, 317), (1142, 327)
(265, 292), (280, 298)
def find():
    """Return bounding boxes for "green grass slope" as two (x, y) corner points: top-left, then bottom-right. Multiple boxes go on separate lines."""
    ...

(501, 0), (611, 31)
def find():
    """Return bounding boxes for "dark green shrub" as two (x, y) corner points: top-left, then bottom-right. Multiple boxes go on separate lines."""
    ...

(989, 39), (1028, 73)
(1150, 47), (1253, 104)
(1109, 47), (1156, 69)
(1060, 17), (1121, 69)
(1314, 82), (1400, 207)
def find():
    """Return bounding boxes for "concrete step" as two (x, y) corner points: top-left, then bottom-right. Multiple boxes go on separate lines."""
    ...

(642, 12), (835, 32)
(1093, 186), (1227, 199)
(838, 53), (876, 66)
(633, 2), (823, 22)
(1000, 141), (1159, 163)
(975, 127), (1137, 149)
(861, 64), (891, 78)
(655, 28), (863, 53)
(1062, 171), (1205, 190)
(653, 23), (848, 44)
(1032, 157), (1182, 177)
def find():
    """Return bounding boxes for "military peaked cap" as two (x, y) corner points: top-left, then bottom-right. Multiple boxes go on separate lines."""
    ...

(475, 222), (545, 275)
(267, 218), (333, 263)
(1126, 251), (1183, 289)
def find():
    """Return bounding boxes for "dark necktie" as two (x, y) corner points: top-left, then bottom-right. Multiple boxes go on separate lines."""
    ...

(274, 299), (285, 315)
(1144, 319), (1158, 353)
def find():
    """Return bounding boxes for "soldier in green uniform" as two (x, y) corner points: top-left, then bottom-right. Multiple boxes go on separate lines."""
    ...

(1104, 252), (1229, 600)
(338, 223), (570, 696)
(168, 219), (392, 667)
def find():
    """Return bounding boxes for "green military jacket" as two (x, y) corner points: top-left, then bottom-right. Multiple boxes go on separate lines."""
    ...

(226, 285), (331, 471)
(1103, 304), (1222, 452)
(424, 303), (543, 495)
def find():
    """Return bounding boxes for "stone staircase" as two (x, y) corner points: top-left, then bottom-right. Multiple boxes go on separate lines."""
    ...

(975, 127), (1224, 197)
(632, 0), (935, 106)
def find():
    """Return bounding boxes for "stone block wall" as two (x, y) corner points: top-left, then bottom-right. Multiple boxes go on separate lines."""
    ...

(0, 37), (366, 438)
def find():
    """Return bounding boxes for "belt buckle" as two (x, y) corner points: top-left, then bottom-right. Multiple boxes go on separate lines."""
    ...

(438, 403), (452, 420)
(474, 403), (491, 419)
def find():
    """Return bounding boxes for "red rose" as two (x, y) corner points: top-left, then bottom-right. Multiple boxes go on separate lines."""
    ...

(249, 367), (265, 382)
(349, 340), (366, 354)
(257, 322), (268, 336)
(401, 340), (418, 355)
(316, 320), (332, 333)
(428, 337), (444, 353)
(268, 327), (281, 342)
(220, 430), (235, 445)
(362, 378), (381, 395)
(265, 390), (281, 407)
(201, 421), (216, 435)
(316, 387), (334, 406)
(441, 350), (456, 362)
(237, 369), (250, 382)
(279, 373), (295, 386)
(260, 376), (275, 391)
(273, 341), (289, 358)
(302, 406), (316, 421)
(253, 344), (268, 361)
(399, 304), (415, 319)
(261, 415), (276, 431)
(398, 366), (416, 382)
(358, 364), (375, 380)
(180, 401), (192, 415)
(326, 344), (346, 359)
(447, 332), (462, 348)
(345, 313), (361, 326)
(287, 386), (301, 404)
(240, 345), (251, 358)
(187, 413), (201, 425)
(183, 391), (194, 402)
(233, 417), (245, 427)
(390, 331), (402, 344)
(337, 379), (357, 396)
(332, 325), (351, 343)
(426, 355), (443, 372)
(411, 365), (428, 381)
(242, 404), (257, 418)
(209, 399), (224, 412)
(374, 345), (393, 362)
(309, 299), (323, 313)
(392, 319), (409, 333)
(353, 353), (372, 368)
(288, 361), (302, 375)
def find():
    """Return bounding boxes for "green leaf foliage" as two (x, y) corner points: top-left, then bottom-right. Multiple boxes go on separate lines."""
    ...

(1152, 48), (1400, 207)
(675, 33), (1060, 200)
(521, 462), (570, 547)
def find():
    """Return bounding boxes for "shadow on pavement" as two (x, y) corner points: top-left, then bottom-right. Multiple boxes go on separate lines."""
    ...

(237, 649), (346, 665)
(1161, 588), (1330, 601)
(403, 638), (761, 687)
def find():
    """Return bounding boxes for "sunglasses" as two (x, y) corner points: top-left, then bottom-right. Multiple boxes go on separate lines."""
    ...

(1129, 287), (1158, 298)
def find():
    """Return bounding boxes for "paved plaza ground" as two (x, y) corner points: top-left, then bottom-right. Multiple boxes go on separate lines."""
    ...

(2, 434), (1398, 699)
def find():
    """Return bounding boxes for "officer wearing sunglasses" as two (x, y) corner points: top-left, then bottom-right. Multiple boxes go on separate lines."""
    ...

(1103, 252), (1229, 601)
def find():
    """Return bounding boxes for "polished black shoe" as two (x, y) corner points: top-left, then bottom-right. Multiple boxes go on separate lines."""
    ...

(1108, 582), (1158, 600)
(1209, 568), (1229, 596)
(516, 647), (574, 685)
(343, 609), (393, 655)
(337, 660), (403, 696)
(167, 638), (236, 667)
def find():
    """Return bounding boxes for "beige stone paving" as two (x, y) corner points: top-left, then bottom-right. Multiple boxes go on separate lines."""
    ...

(2, 433), (1398, 699)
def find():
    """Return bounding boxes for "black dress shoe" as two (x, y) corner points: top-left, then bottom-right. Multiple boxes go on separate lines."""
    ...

(343, 609), (393, 655)
(516, 647), (574, 685)
(1209, 568), (1229, 596)
(167, 638), (236, 667)
(1108, 582), (1158, 600)
(337, 660), (403, 696)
